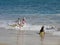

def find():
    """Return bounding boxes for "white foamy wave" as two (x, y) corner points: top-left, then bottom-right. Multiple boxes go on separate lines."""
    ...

(0, 20), (57, 33)
(21, 24), (42, 31)
(0, 20), (41, 30)
(0, 20), (15, 28)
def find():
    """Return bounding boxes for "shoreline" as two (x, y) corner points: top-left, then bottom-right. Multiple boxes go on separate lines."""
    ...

(0, 28), (60, 45)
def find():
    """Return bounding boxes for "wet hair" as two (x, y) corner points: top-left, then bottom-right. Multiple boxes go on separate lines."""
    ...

(22, 18), (24, 21)
(40, 26), (44, 32)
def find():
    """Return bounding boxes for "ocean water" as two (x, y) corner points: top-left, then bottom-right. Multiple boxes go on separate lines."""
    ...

(0, 0), (60, 28)
(0, 14), (60, 25)
(0, 0), (60, 14)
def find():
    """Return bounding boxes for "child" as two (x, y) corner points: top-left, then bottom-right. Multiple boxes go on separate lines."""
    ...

(39, 26), (45, 40)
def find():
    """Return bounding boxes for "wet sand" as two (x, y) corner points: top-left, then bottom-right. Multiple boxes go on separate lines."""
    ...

(0, 28), (60, 45)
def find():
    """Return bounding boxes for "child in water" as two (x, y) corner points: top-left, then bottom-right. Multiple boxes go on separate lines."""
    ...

(39, 26), (45, 40)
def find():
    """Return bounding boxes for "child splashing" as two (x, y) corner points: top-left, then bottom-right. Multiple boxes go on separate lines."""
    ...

(18, 17), (26, 28)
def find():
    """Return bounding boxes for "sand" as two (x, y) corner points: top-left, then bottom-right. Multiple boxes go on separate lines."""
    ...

(0, 28), (60, 45)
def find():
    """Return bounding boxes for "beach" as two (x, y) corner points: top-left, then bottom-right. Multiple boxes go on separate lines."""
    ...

(0, 28), (60, 45)
(0, 0), (60, 45)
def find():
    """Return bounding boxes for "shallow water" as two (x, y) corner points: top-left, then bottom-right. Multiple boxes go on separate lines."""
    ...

(0, 28), (60, 45)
